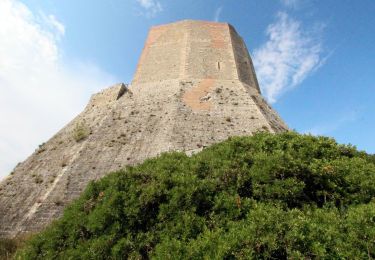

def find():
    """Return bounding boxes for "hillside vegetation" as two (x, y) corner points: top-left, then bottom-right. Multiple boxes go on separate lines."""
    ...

(16, 132), (375, 259)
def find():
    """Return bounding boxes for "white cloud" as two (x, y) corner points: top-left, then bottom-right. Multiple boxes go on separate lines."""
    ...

(136, 0), (163, 17)
(280, 0), (302, 9)
(43, 14), (65, 37)
(0, 0), (117, 180)
(281, 0), (312, 10)
(305, 111), (358, 136)
(214, 6), (223, 22)
(253, 12), (324, 103)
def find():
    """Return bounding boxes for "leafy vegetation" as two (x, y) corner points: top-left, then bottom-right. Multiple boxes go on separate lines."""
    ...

(16, 132), (375, 259)
(72, 121), (89, 142)
(1, 236), (28, 260)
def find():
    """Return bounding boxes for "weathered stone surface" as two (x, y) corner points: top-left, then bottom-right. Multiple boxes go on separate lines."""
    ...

(0, 20), (288, 238)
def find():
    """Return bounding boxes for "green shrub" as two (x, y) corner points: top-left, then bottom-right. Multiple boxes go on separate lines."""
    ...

(367, 154), (375, 165)
(72, 121), (89, 142)
(16, 132), (375, 259)
(1, 236), (27, 259)
(0, 239), (17, 260)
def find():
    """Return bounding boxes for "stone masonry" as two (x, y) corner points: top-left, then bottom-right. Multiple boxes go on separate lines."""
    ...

(0, 20), (288, 238)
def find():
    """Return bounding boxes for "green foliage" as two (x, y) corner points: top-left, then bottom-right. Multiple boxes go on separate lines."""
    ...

(16, 132), (375, 259)
(72, 121), (89, 142)
(0, 239), (17, 260)
(367, 153), (375, 165)
(1, 236), (27, 260)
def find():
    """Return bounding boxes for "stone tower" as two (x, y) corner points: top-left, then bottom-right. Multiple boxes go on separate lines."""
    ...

(0, 20), (287, 237)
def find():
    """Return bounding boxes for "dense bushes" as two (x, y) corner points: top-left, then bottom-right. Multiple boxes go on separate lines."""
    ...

(0, 239), (18, 260)
(16, 132), (375, 259)
(1, 236), (27, 260)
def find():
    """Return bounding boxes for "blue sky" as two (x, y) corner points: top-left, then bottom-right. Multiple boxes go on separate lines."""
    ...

(0, 0), (374, 179)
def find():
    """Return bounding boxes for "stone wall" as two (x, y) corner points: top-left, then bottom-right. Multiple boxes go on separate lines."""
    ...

(0, 20), (288, 237)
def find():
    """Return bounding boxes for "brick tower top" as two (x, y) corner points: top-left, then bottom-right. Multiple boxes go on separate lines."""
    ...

(132, 20), (261, 93)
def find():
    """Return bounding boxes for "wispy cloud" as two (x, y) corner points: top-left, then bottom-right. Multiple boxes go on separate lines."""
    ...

(280, 0), (302, 9)
(42, 14), (65, 38)
(136, 0), (163, 17)
(305, 111), (358, 136)
(214, 6), (223, 22)
(280, 0), (310, 9)
(0, 0), (117, 180)
(253, 12), (324, 103)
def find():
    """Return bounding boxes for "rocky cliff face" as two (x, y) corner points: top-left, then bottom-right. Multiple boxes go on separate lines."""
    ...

(0, 20), (288, 237)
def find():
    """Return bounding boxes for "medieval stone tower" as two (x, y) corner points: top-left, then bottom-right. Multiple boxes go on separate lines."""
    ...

(0, 20), (287, 237)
